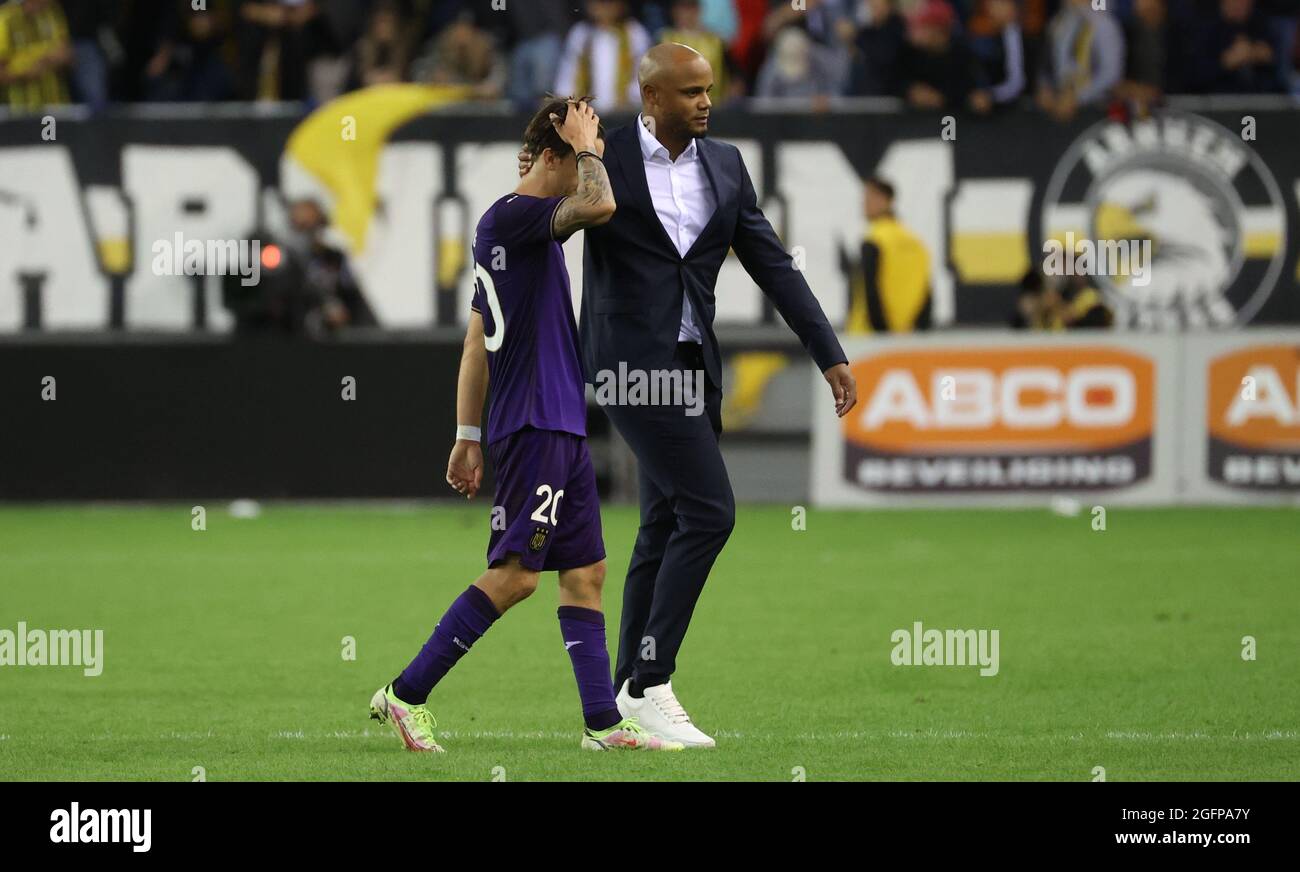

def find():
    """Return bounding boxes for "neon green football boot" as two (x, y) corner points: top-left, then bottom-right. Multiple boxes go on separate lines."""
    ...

(581, 717), (685, 751)
(369, 684), (445, 752)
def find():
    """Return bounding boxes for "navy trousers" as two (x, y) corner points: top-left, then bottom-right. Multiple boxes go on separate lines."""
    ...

(601, 342), (736, 690)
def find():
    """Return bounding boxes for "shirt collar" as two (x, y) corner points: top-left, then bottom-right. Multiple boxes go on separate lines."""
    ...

(637, 114), (697, 163)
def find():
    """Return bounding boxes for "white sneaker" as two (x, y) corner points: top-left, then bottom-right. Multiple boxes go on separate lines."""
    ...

(615, 679), (716, 748)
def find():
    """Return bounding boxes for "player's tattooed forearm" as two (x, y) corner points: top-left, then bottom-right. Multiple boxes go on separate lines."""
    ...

(575, 156), (612, 208)
(554, 156), (614, 236)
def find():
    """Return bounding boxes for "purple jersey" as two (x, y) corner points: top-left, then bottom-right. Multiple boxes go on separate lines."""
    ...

(471, 193), (587, 445)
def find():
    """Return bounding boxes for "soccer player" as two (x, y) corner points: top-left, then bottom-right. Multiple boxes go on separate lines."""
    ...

(370, 98), (680, 753)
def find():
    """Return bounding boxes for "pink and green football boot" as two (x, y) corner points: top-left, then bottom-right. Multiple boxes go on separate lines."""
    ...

(369, 684), (444, 752)
(581, 718), (684, 751)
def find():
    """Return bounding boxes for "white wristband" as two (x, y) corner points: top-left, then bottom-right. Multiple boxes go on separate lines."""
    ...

(456, 425), (481, 443)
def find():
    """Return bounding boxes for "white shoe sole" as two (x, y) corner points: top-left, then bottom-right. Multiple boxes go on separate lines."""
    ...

(615, 682), (715, 749)
(580, 734), (686, 751)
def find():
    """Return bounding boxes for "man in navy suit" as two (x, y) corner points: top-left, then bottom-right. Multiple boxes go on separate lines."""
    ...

(520, 43), (857, 747)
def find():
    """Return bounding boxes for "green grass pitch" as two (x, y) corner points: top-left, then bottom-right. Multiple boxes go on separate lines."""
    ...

(1, 504), (1297, 781)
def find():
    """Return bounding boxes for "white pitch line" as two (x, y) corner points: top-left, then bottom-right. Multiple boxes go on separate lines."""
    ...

(1, 729), (1290, 744)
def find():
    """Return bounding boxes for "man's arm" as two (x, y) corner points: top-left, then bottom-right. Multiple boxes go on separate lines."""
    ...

(990, 26), (1026, 104)
(551, 150), (616, 239)
(730, 156), (857, 416)
(550, 101), (616, 239)
(446, 312), (489, 498)
(861, 240), (888, 332)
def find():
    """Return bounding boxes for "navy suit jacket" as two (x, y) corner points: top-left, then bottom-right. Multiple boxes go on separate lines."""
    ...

(578, 123), (847, 391)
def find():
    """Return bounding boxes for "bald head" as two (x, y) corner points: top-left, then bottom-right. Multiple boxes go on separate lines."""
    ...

(638, 43), (707, 88)
(638, 43), (714, 150)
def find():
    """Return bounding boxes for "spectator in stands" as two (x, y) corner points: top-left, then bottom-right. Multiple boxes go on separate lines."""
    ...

(236, 0), (323, 101)
(1189, 0), (1280, 93)
(144, 2), (236, 103)
(1036, 0), (1124, 121)
(60, 0), (107, 112)
(351, 0), (409, 87)
(754, 26), (841, 101)
(227, 198), (376, 336)
(1059, 274), (1113, 328)
(0, 0), (72, 113)
(412, 9), (505, 96)
(1010, 268), (1063, 330)
(848, 0), (907, 97)
(289, 196), (377, 335)
(988, 0), (1049, 103)
(500, 0), (573, 110)
(698, 0), (739, 43)
(1116, 0), (1188, 115)
(117, 0), (166, 103)
(968, 0), (1027, 107)
(1260, 0), (1300, 93)
(296, 0), (354, 103)
(659, 0), (735, 99)
(898, 0), (993, 114)
(730, 0), (772, 86)
(848, 176), (932, 334)
(763, 0), (859, 94)
(554, 0), (651, 109)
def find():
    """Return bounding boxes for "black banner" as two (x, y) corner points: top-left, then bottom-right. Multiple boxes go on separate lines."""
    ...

(2, 103), (1297, 331)
(0, 338), (462, 499)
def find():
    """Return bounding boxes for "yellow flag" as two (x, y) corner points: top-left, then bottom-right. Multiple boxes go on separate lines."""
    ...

(284, 84), (473, 254)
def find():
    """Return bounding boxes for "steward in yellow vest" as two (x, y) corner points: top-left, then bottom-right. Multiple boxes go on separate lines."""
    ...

(848, 177), (932, 333)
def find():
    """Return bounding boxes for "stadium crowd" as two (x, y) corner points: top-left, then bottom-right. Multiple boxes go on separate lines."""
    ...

(1, 0), (1298, 116)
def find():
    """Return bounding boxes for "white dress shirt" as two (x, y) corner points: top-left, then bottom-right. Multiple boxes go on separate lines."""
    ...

(636, 114), (717, 343)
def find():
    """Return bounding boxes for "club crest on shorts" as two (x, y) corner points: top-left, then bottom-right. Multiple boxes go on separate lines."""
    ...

(528, 525), (549, 552)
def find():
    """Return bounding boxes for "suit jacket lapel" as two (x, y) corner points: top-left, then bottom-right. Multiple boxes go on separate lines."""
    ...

(684, 138), (728, 261)
(611, 123), (679, 257)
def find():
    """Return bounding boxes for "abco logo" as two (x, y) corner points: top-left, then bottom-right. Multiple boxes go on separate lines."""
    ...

(843, 347), (1156, 492)
(1207, 345), (1300, 490)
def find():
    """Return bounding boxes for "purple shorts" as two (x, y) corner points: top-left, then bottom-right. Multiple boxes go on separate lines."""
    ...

(486, 428), (605, 572)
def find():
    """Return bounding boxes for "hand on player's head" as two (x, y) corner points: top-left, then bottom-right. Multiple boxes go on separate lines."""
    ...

(550, 100), (600, 153)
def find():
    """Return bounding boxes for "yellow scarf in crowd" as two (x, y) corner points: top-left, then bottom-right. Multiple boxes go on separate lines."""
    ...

(575, 24), (634, 102)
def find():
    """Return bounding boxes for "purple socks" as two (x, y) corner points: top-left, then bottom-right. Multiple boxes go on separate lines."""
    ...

(558, 606), (622, 732)
(390, 587), (620, 732)
(392, 585), (499, 705)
